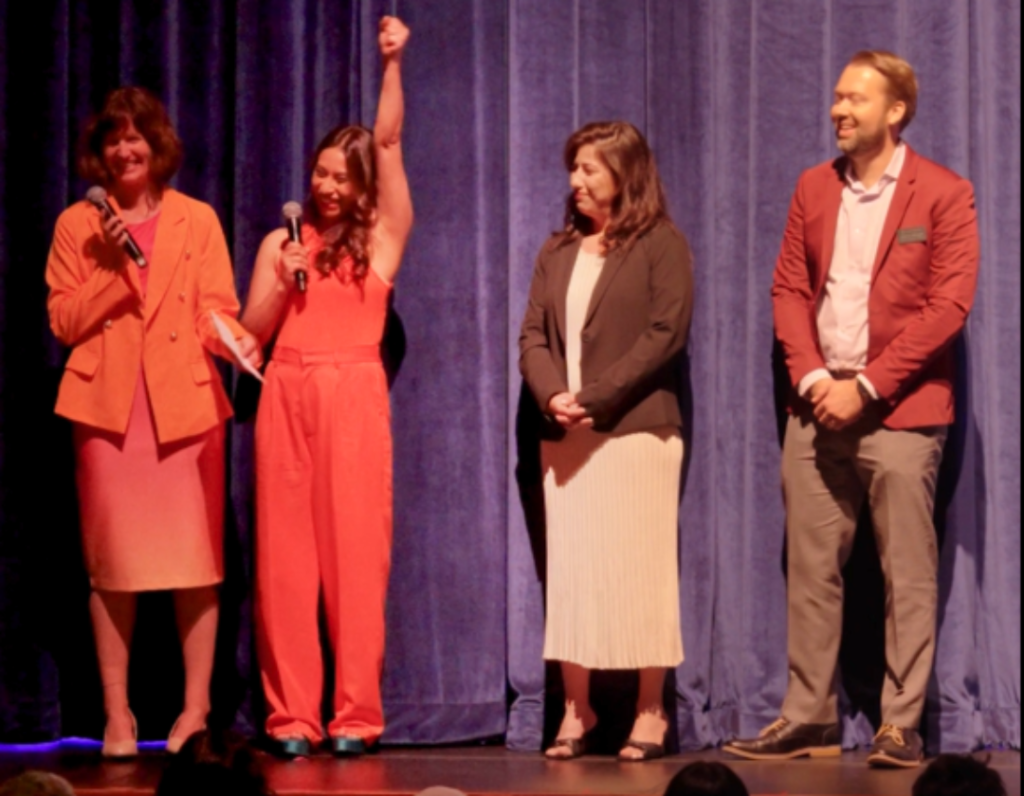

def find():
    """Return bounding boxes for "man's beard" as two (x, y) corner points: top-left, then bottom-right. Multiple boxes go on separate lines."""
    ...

(836, 123), (887, 157)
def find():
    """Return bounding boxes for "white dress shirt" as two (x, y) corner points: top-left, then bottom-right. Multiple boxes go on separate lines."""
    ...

(799, 142), (907, 399)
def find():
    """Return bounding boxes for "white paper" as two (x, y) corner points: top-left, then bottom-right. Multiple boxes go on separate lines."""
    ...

(210, 311), (264, 383)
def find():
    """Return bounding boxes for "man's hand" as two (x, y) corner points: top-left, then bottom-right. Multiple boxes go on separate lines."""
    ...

(812, 379), (866, 430)
(547, 392), (592, 430)
(807, 377), (833, 405)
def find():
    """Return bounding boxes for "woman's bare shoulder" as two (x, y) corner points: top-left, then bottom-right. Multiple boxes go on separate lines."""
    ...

(259, 227), (290, 250)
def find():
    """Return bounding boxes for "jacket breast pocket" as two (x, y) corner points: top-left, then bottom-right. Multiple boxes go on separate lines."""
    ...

(66, 344), (100, 379)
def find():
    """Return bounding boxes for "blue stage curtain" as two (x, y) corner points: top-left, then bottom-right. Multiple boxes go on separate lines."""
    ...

(0, 0), (1018, 753)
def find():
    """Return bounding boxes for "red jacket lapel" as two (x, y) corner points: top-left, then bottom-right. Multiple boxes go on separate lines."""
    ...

(814, 159), (846, 297)
(871, 146), (919, 281)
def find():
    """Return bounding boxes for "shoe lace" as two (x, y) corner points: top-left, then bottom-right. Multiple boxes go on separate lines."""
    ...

(759, 717), (790, 738)
(875, 723), (906, 747)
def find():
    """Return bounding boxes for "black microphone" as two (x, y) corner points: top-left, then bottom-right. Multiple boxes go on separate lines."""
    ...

(85, 186), (148, 268)
(282, 201), (307, 293)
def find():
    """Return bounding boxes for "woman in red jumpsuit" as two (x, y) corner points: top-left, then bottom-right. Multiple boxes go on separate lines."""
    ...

(241, 16), (413, 758)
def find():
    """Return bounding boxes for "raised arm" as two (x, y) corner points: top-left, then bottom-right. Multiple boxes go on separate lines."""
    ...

(369, 16), (413, 284)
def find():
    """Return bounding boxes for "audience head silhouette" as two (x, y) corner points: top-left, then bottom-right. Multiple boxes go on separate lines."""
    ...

(0, 771), (76, 796)
(912, 754), (1007, 796)
(663, 761), (750, 796)
(155, 728), (274, 796)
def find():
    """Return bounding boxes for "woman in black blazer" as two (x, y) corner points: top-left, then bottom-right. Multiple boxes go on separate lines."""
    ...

(519, 121), (693, 762)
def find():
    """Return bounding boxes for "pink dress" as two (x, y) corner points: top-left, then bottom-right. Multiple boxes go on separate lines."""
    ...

(72, 214), (225, 592)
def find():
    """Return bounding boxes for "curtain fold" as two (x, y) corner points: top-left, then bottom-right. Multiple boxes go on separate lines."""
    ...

(0, 0), (1018, 753)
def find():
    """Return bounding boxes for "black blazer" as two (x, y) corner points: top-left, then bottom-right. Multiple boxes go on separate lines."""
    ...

(518, 222), (694, 440)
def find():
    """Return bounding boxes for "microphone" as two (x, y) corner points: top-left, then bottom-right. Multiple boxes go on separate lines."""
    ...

(282, 201), (307, 293)
(85, 186), (148, 268)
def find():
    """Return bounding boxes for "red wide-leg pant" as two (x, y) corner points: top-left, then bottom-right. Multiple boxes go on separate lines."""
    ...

(255, 346), (393, 743)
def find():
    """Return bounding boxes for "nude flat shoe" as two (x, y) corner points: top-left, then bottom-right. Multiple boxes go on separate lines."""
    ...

(101, 711), (138, 759)
(166, 712), (208, 754)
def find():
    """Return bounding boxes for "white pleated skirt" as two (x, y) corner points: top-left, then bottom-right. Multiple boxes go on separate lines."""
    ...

(541, 425), (684, 670)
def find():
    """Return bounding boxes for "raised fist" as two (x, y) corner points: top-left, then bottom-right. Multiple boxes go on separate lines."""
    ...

(379, 15), (410, 58)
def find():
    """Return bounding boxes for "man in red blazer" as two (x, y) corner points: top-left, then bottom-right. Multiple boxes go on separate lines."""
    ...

(725, 51), (979, 768)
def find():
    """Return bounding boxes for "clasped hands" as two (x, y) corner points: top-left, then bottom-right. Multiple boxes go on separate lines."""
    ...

(547, 392), (593, 430)
(810, 378), (867, 431)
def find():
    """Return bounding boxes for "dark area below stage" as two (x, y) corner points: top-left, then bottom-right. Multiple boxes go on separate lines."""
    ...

(0, 743), (1019, 796)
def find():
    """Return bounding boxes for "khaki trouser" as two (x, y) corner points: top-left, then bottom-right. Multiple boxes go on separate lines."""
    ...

(780, 408), (947, 729)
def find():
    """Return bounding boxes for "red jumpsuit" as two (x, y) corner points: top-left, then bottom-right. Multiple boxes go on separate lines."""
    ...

(255, 225), (393, 744)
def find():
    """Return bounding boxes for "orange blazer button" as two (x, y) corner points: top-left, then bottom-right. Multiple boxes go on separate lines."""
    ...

(104, 319), (113, 329)
(170, 331), (178, 341)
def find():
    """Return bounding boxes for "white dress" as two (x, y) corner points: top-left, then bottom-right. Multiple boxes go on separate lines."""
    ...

(541, 248), (684, 669)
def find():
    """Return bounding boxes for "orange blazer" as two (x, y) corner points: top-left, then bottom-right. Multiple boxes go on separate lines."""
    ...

(772, 146), (980, 429)
(46, 188), (248, 443)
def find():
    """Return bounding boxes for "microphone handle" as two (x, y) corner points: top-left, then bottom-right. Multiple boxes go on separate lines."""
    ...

(122, 235), (148, 268)
(285, 217), (307, 293)
(95, 199), (148, 268)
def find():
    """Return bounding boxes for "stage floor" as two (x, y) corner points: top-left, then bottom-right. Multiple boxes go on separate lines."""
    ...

(0, 744), (1019, 796)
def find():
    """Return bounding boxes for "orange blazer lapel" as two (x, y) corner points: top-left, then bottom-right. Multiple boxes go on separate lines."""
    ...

(144, 189), (188, 324)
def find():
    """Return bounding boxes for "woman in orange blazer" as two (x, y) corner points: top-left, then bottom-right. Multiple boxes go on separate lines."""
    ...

(45, 87), (260, 758)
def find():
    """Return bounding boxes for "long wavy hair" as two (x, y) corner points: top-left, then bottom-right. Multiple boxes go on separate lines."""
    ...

(554, 121), (670, 253)
(304, 124), (376, 283)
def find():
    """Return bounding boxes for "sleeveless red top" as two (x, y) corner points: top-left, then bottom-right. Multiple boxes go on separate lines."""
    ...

(274, 223), (392, 352)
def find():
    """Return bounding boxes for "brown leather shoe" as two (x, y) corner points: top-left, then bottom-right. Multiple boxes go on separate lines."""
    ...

(723, 717), (841, 760)
(866, 724), (924, 768)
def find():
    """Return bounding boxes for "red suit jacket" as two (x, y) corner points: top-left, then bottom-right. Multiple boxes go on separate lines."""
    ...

(772, 145), (980, 430)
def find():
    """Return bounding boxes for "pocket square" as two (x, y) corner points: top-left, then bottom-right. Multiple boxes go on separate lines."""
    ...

(897, 226), (927, 244)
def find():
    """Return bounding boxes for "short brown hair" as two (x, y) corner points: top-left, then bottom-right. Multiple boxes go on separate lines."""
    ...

(849, 50), (918, 131)
(556, 121), (671, 253)
(77, 86), (183, 187)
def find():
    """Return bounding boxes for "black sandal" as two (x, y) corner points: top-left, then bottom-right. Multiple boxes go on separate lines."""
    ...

(617, 738), (665, 762)
(544, 735), (589, 760)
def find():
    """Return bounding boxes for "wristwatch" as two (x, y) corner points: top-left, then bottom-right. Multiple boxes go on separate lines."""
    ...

(856, 378), (874, 404)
